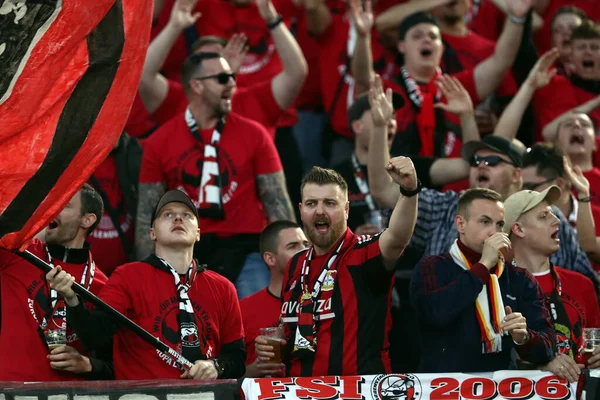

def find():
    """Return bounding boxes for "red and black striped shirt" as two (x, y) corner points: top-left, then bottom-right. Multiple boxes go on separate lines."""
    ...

(280, 228), (394, 377)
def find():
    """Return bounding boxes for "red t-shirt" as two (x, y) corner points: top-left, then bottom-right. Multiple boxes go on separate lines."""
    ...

(0, 239), (108, 381)
(151, 0), (294, 84)
(240, 287), (281, 364)
(124, 93), (157, 139)
(468, 0), (505, 42)
(87, 155), (134, 276)
(442, 31), (517, 97)
(532, 75), (600, 143)
(581, 168), (600, 236)
(316, 15), (400, 139)
(533, 267), (600, 351)
(153, 79), (283, 138)
(535, 0), (600, 55)
(281, 229), (394, 377)
(139, 112), (282, 236)
(317, 15), (355, 139)
(99, 261), (243, 379)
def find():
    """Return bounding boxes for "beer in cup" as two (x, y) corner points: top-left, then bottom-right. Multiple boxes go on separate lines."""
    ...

(260, 326), (285, 364)
(582, 328), (600, 366)
(46, 329), (66, 351)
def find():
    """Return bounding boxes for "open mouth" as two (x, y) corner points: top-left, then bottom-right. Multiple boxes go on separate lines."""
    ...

(551, 230), (559, 240)
(583, 60), (594, 68)
(314, 221), (330, 234)
(570, 133), (585, 144)
(48, 220), (58, 230)
(420, 49), (433, 57)
(477, 173), (490, 184)
(447, 0), (458, 6)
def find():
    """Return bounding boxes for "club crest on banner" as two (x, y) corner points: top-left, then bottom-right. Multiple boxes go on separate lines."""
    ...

(371, 374), (422, 400)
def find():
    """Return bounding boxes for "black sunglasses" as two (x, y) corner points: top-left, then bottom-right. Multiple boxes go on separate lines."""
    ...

(194, 72), (235, 85)
(522, 177), (556, 191)
(470, 155), (516, 168)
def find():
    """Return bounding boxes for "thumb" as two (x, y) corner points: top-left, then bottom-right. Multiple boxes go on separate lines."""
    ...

(434, 103), (449, 111)
(505, 306), (513, 315)
(192, 12), (202, 22)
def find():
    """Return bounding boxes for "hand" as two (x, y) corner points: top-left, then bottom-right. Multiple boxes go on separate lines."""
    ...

(245, 359), (286, 378)
(386, 157), (418, 191)
(434, 75), (474, 117)
(46, 266), (79, 307)
(526, 49), (559, 89)
(47, 345), (92, 374)
(479, 232), (511, 269)
(223, 33), (249, 74)
(255, 0), (278, 24)
(543, 353), (584, 383)
(355, 224), (382, 236)
(500, 305), (528, 343)
(255, 335), (288, 362)
(302, 0), (323, 11)
(168, 0), (201, 31)
(586, 346), (600, 369)
(563, 157), (590, 197)
(474, 109), (498, 135)
(505, 0), (533, 19)
(349, 0), (373, 37)
(180, 360), (218, 379)
(368, 74), (394, 127)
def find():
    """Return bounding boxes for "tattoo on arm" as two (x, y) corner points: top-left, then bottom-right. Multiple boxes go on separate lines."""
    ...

(135, 182), (166, 260)
(256, 172), (296, 223)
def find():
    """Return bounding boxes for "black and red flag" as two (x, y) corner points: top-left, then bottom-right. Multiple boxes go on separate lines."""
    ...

(0, 0), (151, 250)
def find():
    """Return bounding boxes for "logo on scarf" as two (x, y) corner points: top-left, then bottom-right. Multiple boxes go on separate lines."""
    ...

(175, 147), (238, 206)
(153, 297), (213, 358)
(371, 374), (422, 400)
(180, 322), (200, 347)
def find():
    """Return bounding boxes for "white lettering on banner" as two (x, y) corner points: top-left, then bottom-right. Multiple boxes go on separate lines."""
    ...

(241, 371), (577, 400)
(3, 392), (216, 400)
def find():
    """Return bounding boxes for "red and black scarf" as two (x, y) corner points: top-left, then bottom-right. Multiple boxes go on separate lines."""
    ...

(185, 107), (226, 220)
(398, 66), (445, 157)
(546, 263), (582, 359)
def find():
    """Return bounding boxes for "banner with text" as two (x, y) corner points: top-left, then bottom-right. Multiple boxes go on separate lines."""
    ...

(242, 370), (577, 400)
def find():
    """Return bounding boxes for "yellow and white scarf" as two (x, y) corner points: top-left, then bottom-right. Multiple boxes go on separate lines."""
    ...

(449, 239), (506, 353)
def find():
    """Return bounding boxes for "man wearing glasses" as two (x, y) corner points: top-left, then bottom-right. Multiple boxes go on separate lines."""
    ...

(368, 135), (596, 290)
(138, 50), (296, 299)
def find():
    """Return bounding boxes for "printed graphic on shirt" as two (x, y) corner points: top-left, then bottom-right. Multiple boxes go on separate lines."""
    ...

(152, 296), (214, 367)
(174, 146), (239, 206)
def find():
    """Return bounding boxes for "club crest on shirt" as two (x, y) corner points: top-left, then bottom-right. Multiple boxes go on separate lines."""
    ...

(322, 271), (336, 291)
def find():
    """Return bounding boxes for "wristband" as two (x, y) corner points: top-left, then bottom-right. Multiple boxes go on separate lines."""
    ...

(578, 196), (593, 203)
(211, 358), (224, 378)
(399, 179), (422, 197)
(508, 14), (526, 25)
(267, 15), (283, 30)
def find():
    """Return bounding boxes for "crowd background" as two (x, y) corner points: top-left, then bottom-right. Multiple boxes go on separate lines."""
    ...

(3, 0), (600, 382)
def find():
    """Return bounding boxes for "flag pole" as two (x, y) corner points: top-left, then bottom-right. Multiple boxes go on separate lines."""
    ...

(15, 249), (194, 371)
